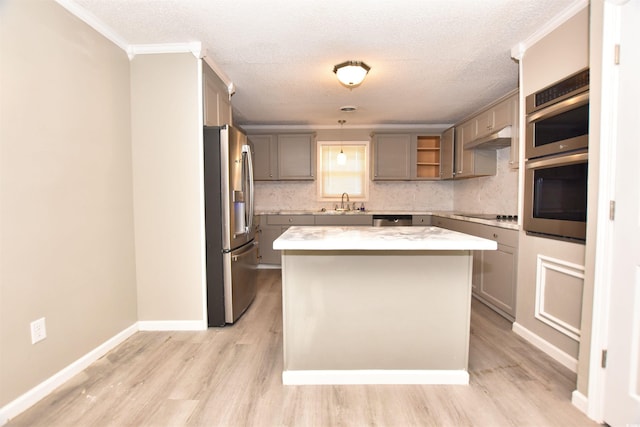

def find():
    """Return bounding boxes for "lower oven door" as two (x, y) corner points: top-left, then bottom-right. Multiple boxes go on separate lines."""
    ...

(523, 151), (588, 242)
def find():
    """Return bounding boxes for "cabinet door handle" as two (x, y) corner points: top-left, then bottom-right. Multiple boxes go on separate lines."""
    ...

(288, 218), (293, 222)
(493, 233), (498, 239)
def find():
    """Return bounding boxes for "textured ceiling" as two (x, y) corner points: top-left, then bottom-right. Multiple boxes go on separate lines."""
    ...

(69, 0), (579, 128)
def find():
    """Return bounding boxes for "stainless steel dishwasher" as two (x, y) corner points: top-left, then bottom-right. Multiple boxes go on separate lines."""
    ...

(372, 214), (413, 226)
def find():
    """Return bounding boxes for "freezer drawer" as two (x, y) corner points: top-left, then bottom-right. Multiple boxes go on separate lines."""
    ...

(226, 241), (259, 323)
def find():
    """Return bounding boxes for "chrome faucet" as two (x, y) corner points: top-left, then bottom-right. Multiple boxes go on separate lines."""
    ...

(341, 192), (350, 210)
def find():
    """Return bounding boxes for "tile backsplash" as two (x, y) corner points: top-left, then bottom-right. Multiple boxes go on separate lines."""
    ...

(453, 147), (518, 214)
(255, 147), (518, 214)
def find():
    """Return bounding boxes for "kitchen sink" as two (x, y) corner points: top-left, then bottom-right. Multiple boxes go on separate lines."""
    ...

(318, 208), (366, 215)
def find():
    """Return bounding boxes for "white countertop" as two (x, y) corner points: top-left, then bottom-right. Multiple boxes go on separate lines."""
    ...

(273, 226), (498, 251)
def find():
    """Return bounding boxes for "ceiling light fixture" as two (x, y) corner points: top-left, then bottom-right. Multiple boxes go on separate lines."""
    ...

(337, 120), (347, 165)
(333, 61), (371, 88)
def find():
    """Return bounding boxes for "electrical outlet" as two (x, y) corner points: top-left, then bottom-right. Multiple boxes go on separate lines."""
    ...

(30, 317), (47, 344)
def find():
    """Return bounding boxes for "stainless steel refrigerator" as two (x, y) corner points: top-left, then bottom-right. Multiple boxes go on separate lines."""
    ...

(203, 125), (258, 326)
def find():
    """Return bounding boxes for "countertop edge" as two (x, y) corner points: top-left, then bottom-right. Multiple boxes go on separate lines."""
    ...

(273, 226), (498, 251)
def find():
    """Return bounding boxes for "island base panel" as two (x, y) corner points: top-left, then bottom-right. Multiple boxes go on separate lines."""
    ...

(281, 250), (473, 383)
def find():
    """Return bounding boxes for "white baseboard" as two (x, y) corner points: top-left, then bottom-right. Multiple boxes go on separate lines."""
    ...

(512, 322), (578, 372)
(571, 390), (589, 415)
(137, 320), (207, 331)
(282, 369), (469, 385)
(0, 323), (138, 425)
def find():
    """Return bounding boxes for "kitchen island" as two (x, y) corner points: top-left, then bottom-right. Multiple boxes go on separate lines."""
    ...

(273, 226), (497, 385)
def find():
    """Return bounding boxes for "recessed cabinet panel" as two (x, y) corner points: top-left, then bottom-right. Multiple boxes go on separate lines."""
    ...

(440, 127), (455, 180)
(492, 98), (512, 133)
(372, 134), (412, 180)
(250, 135), (277, 180)
(259, 223), (286, 265)
(278, 134), (316, 180)
(203, 62), (231, 126)
(480, 245), (517, 316)
(454, 123), (497, 179)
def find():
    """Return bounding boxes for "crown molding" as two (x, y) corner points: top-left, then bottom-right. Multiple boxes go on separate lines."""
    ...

(127, 42), (203, 60)
(202, 52), (235, 96)
(55, 0), (128, 51)
(511, 0), (589, 60)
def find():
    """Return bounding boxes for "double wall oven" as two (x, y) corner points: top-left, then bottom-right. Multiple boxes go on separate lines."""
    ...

(523, 68), (589, 242)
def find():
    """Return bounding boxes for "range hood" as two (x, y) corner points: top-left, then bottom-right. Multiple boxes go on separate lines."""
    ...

(465, 126), (512, 149)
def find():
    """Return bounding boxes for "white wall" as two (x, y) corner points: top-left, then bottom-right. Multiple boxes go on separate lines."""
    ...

(0, 0), (137, 407)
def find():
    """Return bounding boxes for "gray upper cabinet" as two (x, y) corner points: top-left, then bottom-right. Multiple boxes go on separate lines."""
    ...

(203, 62), (231, 126)
(463, 92), (515, 144)
(454, 122), (497, 179)
(474, 97), (511, 140)
(250, 133), (316, 181)
(277, 134), (316, 180)
(373, 133), (445, 181)
(371, 133), (412, 180)
(250, 134), (278, 180)
(440, 127), (455, 180)
(459, 90), (519, 170)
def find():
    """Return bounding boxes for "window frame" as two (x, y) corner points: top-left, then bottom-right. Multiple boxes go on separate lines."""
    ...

(316, 140), (370, 202)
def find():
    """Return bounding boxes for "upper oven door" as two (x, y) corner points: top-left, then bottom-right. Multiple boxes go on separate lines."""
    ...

(525, 91), (589, 159)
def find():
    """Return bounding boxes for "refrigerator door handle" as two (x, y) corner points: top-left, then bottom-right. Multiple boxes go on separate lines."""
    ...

(242, 144), (254, 234)
(231, 241), (259, 262)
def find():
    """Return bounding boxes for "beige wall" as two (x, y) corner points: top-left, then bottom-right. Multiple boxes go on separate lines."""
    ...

(0, 0), (137, 407)
(521, 7), (590, 97)
(130, 54), (206, 323)
(517, 7), (590, 361)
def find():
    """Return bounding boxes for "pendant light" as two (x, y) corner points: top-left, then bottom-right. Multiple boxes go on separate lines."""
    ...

(337, 120), (347, 165)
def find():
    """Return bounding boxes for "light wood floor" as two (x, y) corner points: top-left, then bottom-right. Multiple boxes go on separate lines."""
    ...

(9, 270), (599, 426)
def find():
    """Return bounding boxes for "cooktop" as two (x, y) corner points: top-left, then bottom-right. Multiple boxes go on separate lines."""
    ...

(461, 213), (518, 221)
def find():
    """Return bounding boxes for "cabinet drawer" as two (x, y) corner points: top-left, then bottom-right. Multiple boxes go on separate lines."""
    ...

(267, 215), (315, 225)
(477, 226), (518, 247)
(314, 215), (372, 226)
(412, 215), (432, 225)
(432, 217), (518, 247)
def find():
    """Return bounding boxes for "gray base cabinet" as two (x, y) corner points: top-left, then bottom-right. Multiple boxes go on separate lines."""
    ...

(412, 215), (432, 225)
(432, 216), (518, 320)
(258, 214), (373, 265)
(314, 215), (372, 226)
(258, 215), (314, 265)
